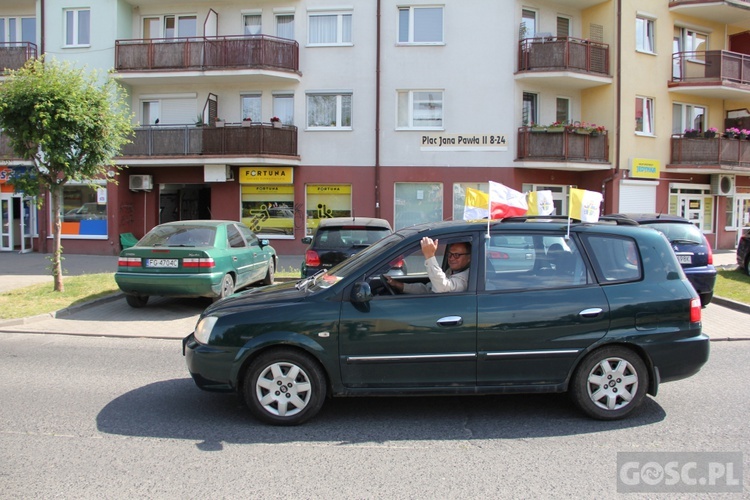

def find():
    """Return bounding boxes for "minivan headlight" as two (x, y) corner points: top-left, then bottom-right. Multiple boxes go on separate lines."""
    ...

(194, 316), (218, 344)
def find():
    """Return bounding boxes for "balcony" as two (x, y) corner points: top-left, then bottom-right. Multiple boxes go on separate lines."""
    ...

(669, 50), (750, 99)
(670, 135), (750, 172)
(516, 36), (611, 90)
(0, 42), (38, 73)
(517, 127), (609, 165)
(669, 1), (750, 25)
(114, 35), (300, 85)
(119, 123), (298, 159)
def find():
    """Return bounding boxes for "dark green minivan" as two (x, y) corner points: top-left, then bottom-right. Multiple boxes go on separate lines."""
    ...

(184, 218), (709, 425)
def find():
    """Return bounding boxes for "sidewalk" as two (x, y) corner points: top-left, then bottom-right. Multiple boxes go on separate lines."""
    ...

(0, 250), (748, 341)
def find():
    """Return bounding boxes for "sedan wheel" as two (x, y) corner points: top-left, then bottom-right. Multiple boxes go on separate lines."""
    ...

(262, 258), (275, 285)
(244, 349), (326, 426)
(125, 294), (148, 308)
(214, 274), (234, 302)
(571, 346), (648, 420)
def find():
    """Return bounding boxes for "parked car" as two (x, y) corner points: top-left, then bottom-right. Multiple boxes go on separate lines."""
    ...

(184, 218), (709, 425)
(115, 220), (276, 308)
(301, 217), (393, 277)
(606, 213), (717, 306)
(737, 230), (750, 274)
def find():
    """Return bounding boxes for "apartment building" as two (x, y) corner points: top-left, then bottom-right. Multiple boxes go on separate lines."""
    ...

(1, 0), (749, 256)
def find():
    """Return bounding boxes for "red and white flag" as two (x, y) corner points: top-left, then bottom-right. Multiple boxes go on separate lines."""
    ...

(489, 181), (528, 219)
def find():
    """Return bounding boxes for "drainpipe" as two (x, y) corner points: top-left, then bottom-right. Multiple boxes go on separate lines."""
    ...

(375, 0), (381, 218)
(40, 0), (45, 55)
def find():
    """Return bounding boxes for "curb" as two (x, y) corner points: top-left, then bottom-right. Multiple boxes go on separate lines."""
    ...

(0, 291), (124, 328)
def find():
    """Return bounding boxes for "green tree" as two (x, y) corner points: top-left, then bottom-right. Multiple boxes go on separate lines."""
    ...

(0, 58), (133, 291)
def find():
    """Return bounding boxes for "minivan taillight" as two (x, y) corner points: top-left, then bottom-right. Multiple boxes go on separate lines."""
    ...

(690, 297), (702, 323)
(306, 250), (320, 267)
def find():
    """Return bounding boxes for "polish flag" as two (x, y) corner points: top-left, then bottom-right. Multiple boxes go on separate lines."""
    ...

(489, 181), (528, 219)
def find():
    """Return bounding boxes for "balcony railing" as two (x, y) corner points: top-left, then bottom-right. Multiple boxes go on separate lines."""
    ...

(671, 135), (750, 168)
(120, 123), (298, 158)
(517, 127), (609, 162)
(517, 36), (609, 75)
(0, 42), (38, 72)
(671, 50), (750, 86)
(115, 35), (299, 73)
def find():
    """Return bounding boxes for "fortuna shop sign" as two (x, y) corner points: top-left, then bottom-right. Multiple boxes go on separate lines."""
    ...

(240, 167), (293, 184)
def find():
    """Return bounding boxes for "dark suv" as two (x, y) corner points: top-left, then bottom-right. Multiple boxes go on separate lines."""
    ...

(301, 217), (393, 277)
(737, 230), (750, 274)
(607, 214), (717, 306)
(184, 218), (709, 425)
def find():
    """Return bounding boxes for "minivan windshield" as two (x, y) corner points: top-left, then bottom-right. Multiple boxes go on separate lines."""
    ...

(308, 232), (404, 290)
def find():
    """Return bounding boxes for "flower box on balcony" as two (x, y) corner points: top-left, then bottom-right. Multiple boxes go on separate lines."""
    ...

(242, 119), (252, 127)
(547, 126), (565, 133)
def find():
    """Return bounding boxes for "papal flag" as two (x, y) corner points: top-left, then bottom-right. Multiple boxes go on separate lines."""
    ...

(526, 190), (555, 216)
(463, 187), (490, 220)
(489, 181), (528, 219)
(569, 188), (603, 222)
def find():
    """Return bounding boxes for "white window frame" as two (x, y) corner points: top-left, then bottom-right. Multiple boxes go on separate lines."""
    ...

(397, 6), (444, 45)
(276, 13), (295, 40)
(306, 92), (352, 130)
(55, 180), (108, 240)
(672, 102), (705, 135)
(273, 93), (294, 125)
(636, 16), (655, 54)
(397, 90), (444, 130)
(1, 17), (36, 44)
(307, 11), (352, 46)
(64, 8), (90, 47)
(556, 97), (570, 124)
(522, 92), (538, 127)
(243, 12), (262, 36)
(142, 14), (197, 39)
(241, 93), (262, 122)
(636, 96), (655, 136)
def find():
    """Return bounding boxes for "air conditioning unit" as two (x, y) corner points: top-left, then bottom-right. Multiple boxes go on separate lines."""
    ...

(710, 174), (735, 196)
(129, 174), (153, 191)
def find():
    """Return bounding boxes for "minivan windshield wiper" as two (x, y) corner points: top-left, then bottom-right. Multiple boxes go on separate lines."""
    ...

(295, 270), (326, 291)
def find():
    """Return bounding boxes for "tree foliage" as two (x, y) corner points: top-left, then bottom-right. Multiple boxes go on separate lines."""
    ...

(0, 57), (134, 291)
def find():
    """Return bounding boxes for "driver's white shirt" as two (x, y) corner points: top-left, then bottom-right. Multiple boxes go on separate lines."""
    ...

(402, 256), (469, 294)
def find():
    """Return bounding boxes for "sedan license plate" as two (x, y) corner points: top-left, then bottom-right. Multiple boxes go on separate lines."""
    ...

(677, 255), (692, 264)
(146, 258), (178, 268)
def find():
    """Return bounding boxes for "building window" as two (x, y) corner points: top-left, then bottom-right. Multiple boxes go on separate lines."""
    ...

(397, 90), (443, 129)
(523, 92), (538, 126)
(1, 17), (36, 45)
(141, 101), (160, 126)
(636, 16), (655, 53)
(273, 94), (294, 125)
(398, 6), (443, 44)
(308, 12), (352, 45)
(60, 183), (107, 237)
(636, 96), (654, 135)
(556, 97), (570, 124)
(241, 94), (261, 122)
(307, 93), (352, 129)
(522, 184), (568, 216)
(241, 186), (295, 238)
(521, 9), (536, 39)
(243, 14), (262, 35)
(64, 9), (90, 47)
(305, 184), (352, 236)
(143, 15), (196, 39)
(672, 103), (705, 135)
(556, 16), (571, 38)
(394, 183), (443, 230)
(276, 14), (294, 39)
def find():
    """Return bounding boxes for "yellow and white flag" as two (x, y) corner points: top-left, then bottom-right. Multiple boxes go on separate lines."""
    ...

(463, 187), (489, 220)
(569, 188), (603, 222)
(526, 190), (555, 216)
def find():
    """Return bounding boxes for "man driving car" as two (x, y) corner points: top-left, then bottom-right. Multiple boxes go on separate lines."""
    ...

(385, 237), (471, 294)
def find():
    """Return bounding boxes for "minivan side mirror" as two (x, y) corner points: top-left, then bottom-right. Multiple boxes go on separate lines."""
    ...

(301, 237), (312, 244)
(259, 239), (271, 247)
(351, 282), (373, 303)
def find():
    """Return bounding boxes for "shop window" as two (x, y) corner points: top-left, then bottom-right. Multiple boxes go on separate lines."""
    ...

(305, 184), (352, 236)
(394, 183), (443, 230)
(59, 183), (108, 237)
(241, 185), (295, 237)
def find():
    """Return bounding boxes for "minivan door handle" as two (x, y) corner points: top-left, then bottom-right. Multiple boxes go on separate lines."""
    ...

(437, 316), (463, 327)
(579, 308), (603, 318)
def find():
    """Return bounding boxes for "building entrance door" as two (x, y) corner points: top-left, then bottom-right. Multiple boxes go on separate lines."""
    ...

(679, 196), (705, 229)
(0, 194), (37, 252)
(0, 195), (11, 251)
(737, 196), (750, 245)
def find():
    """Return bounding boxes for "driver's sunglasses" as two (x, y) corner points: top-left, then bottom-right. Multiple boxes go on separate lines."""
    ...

(447, 252), (469, 259)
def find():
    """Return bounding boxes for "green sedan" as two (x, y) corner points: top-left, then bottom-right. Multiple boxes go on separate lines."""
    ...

(115, 220), (276, 308)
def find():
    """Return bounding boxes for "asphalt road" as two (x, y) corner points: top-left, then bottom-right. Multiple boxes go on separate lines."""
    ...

(1, 334), (748, 498)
